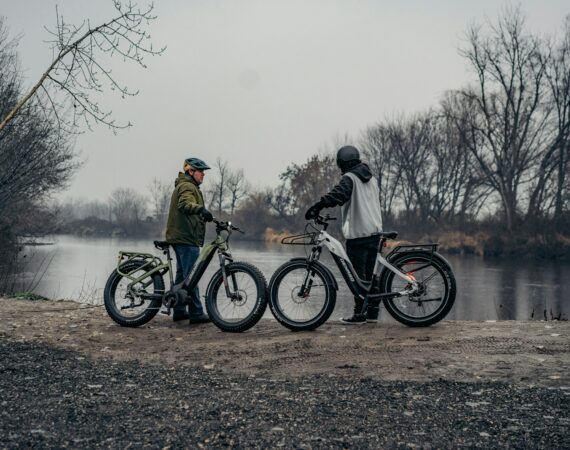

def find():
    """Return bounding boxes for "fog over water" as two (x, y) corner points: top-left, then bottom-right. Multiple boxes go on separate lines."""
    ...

(20, 236), (570, 322)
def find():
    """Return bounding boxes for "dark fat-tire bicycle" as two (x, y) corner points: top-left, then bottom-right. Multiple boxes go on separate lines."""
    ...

(269, 214), (456, 331)
(104, 219), (268, 332)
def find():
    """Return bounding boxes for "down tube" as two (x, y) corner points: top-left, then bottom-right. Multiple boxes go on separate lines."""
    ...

(182, 242), (218, 290)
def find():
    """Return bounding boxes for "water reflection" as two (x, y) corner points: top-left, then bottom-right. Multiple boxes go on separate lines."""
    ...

(18, 235), (570, 321)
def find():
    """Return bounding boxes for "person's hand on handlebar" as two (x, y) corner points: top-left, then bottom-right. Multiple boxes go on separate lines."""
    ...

(199, 207), (214, 222)
(305, 200), (325, 220)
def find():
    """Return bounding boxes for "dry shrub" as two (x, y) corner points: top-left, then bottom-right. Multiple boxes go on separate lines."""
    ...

(434, 231), (487, 256)
(264, 228), (293, 242)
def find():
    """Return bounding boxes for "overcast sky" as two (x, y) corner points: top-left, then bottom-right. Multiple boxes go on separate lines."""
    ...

(3, 0), (569, 201)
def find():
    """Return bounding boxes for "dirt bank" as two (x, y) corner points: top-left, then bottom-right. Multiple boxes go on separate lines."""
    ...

(1, 298), (568, 387)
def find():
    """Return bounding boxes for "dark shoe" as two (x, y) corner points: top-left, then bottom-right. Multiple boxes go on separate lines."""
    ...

(189, 313), (211, 324)
(172, 311), (189, 322)
(367, 306), (379, 323)
(340, 313), (366, 324)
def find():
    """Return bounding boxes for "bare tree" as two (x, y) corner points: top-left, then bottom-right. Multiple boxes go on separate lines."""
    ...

(361, 122), (402, 223)
(539, 15), (570, 220)
(281, 154), (339, 215)
(440, 91), (494, 223)
(0, 1), (164, 133)
(386, 113), (436, 223)
(231, 189), (276, 237)
(458, 6), (550, 231)
(109, 187), (147, 228)
(147, 177), (171, 221)
(267, 183), (295, 221)
(208, 157), (230, 215)
(0, 18), (77, 229)
(226, 169), (248, 215)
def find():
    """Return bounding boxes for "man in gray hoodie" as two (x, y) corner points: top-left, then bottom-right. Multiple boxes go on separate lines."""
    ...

(305, 145), (383, 324)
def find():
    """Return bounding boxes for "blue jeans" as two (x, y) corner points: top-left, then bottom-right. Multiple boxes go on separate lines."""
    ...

(172, 244), (204, 317)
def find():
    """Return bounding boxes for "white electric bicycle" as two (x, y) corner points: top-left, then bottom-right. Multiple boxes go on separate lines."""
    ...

(268, 214), (456, 331)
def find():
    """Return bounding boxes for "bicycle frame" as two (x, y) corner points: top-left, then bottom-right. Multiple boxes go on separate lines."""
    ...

(116, 222), (238, 302)
(309, 230), (420, 302)
(178, 233), (234, 297)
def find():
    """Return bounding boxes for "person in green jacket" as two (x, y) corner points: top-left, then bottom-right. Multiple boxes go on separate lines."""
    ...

(165, 157), (214, 323)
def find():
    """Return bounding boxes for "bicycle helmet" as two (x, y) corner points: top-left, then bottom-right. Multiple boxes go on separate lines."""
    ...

(336, 145), (361, 170)
(184, 157), (211, 171)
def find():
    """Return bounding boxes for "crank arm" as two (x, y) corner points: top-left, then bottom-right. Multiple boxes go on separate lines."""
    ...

(139, 293), (163, 301)
(120, 300), (144, 310)
(408, 297), (443, 303)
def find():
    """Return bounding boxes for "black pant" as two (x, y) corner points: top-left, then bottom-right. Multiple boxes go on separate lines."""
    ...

(346, 235), (381, 308)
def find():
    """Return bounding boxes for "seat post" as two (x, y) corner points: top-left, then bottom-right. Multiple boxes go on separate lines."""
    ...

(377, 238), (386, 254)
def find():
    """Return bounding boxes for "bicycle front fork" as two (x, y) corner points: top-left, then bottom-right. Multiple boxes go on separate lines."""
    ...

(219, 253), (242, 300)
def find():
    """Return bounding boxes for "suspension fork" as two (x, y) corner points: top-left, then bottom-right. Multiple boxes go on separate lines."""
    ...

(298, 247), (322, 297)
(219, 252), (239, 299)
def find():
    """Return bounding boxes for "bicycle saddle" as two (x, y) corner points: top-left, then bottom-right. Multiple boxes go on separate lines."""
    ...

(373, 231), (399, 240)
(153, 240), (171, 250)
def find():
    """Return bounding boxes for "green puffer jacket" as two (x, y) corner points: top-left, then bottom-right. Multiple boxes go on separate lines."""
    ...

(165, 172), (206, 246)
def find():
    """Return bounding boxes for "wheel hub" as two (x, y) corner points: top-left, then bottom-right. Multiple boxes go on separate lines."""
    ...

(291, 286), (309, 304)
(232, 290), (247, 306)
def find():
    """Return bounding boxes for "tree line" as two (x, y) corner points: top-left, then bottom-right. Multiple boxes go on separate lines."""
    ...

(267, 8), (570, 242)
(1, 6), (569, 261)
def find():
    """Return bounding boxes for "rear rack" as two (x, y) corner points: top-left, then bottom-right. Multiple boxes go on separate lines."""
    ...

(387, 243), (439, 257)
(117, 251), (167, 278)
(281, 232), (319, 246)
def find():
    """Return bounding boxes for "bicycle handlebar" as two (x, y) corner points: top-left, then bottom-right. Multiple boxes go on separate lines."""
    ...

(314, 214), (336, 225)
(212, 218), (244, 234)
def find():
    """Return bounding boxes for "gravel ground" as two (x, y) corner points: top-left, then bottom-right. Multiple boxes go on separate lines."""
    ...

(1, 336), (569, 449)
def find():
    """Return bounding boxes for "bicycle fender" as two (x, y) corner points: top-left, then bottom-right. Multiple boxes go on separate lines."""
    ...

(379, 249), (452, 289)
(386, 249), (453, 270)
(289, 257), (339, 291)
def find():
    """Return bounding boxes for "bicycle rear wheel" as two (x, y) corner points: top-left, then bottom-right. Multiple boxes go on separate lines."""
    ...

(381, 251), (456, 327)
(104, 260), (164, 327)
(269, 260), (336, 331)
(205, 262), (268, 332)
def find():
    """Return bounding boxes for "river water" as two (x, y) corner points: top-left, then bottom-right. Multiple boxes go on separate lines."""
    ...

(18, 235), (569, 322)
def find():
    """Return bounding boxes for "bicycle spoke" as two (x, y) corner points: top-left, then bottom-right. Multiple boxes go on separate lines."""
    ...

(212, 269), (259, 323)
(276, 268), (327, 323)
(421, 270), (439, 284)
(386, 257), (450, 320)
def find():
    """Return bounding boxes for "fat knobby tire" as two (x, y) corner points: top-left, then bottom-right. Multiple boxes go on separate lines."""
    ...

(205, 261), (268, 333)
(104, 260), (164, 327)
(381, 251), (456, 327)
(269, 259), (337, 331)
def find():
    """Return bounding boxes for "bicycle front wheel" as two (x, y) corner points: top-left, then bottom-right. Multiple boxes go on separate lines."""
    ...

(381, 251), (456, 327)
(205, 262), (268, 332)
(269, 260), (336, 331)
